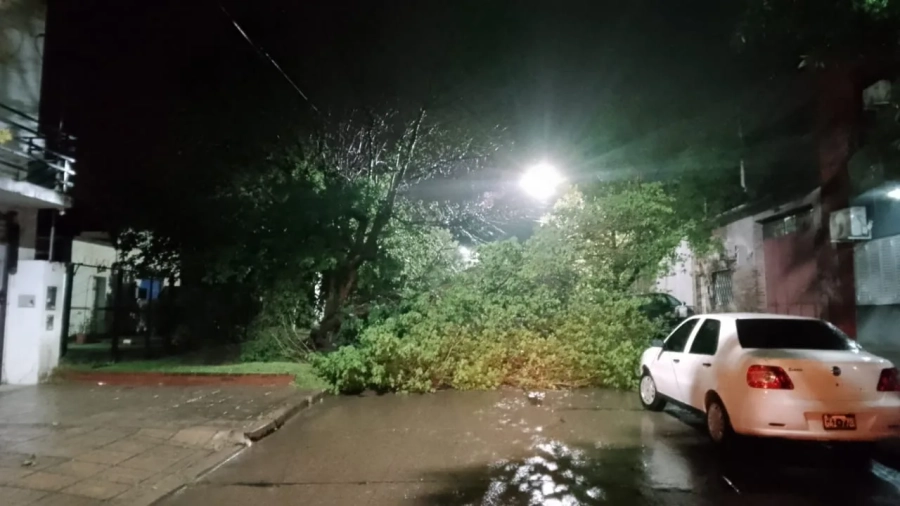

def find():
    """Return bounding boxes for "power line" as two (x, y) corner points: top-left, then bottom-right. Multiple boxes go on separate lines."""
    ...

(218, 3), (319, 113)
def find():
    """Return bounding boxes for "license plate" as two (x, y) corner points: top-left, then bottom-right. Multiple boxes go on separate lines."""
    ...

(823, 414), (857, 430)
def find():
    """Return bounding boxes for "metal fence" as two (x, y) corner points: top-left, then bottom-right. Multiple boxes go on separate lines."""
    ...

(0, 102), (76, 193)
(61, 262), (178, 362)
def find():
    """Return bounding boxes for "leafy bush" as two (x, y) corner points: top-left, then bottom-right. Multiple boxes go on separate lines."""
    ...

(314, 232), (661, 393)
(312, 183), (694, 393)
(313, 292), (657, 393)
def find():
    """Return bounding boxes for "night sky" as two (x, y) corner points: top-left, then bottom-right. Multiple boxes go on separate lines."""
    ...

(44, 0), (786, 233)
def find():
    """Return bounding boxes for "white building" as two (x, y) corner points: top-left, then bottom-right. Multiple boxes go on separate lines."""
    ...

(1, 0), (75, 384)
(68, 233), (117, 338)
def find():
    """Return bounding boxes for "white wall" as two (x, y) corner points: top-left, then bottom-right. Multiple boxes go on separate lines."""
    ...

(68, 238), (117, 336)
(2, 260), (65, 385)
(655, 240), (695, 306)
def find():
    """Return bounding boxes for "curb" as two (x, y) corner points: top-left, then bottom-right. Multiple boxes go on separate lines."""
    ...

(145, 390), (327, 506)
(244, 390), (327, 441)
(60, 370), (295, 387)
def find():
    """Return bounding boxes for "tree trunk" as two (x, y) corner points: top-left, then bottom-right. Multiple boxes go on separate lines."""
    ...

(311, 265), (359, 349)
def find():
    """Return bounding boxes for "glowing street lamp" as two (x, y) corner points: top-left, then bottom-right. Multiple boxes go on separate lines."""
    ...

(520, 162), (564, 201)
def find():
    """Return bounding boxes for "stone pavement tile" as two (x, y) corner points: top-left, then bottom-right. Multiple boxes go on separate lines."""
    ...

(29, 492), (106, 506)
(74, 450), (133, 465)
(74, 432), (128, 449)
(13, 471), (80, 491)
(60, 426), (97, 437)
(141, 444), (197, 461)
(9, 440), (92, 459)
(0, 453), (66, 471)
(160, 484), (373, 506)
(0, 465), (35, 484)
(94, 465), (156, 485)
(119, 454), (184, 473)
(0, 484), (48, 506)
(136, 428), (176, 441)
(44, 460), (109, 479)
(0, 427), (54, 444)
(165, 447), (240, 483)
(170, 427), (218, 448)
(62, 478), (131, 500)
(109, 472), (186, 506)
(101, 437), (158, 456)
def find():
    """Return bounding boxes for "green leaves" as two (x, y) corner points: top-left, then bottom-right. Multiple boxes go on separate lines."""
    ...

(313, 182), (692, 393)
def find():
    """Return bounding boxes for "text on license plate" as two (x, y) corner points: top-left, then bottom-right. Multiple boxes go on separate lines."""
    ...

(823, 414), (857, 430)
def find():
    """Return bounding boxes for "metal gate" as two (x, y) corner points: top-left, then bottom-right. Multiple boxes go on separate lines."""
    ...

(61, 262), (176, 362)
(762, 207), (823, 318)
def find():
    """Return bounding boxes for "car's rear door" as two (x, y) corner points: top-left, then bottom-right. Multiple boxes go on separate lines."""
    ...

(677, 318), (721, 410)
(652, 318), (699, 401)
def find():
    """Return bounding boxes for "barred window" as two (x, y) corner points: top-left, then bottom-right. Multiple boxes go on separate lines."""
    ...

(711, 270), (734, 310)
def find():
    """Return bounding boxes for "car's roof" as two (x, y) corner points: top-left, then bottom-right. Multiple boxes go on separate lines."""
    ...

(691, 312), (819, 322)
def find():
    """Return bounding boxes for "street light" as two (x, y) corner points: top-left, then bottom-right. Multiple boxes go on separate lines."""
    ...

(888, 187), (900, 200)
(520, 162), (564, 201)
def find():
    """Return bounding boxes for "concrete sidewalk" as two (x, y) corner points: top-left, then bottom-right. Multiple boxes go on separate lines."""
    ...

(0, 384), (323, 506)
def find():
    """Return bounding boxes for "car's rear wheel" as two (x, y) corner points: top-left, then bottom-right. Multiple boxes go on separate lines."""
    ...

(706, 397), (734, 446)
(639, 372), (666, 411)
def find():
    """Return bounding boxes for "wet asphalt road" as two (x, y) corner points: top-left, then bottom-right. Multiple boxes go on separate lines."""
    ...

(160, 390), (900, 505)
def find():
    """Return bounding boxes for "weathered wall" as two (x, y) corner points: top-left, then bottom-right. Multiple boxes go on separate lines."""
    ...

(655, 241), (695, 306)
(693, 190), (822, 315)
(694, 214), (767, 314)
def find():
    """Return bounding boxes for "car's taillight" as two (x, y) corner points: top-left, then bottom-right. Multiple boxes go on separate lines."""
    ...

(877, 368), (900, 392)
(746, 365), (794, 390)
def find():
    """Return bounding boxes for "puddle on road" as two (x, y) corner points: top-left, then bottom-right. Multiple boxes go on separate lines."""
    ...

(423, 436), (900, 505)
(426, 392), (900, 505)
(426, 439), (680, 505)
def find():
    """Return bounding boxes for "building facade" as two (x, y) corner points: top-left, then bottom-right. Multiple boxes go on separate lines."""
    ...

(1, 0), (75, 384)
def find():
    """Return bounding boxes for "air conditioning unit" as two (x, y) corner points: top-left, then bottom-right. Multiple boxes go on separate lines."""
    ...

(830, 207), (871, 242)
(863, 80), (892, 109)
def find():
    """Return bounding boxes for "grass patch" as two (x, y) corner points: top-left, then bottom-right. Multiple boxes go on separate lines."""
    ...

(59, 359), (327, 390)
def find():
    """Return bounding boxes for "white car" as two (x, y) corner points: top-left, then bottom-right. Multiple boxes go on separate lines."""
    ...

(638, 313), (900, 446)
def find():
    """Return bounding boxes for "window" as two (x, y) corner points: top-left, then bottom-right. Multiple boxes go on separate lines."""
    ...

(762, 208), (813, 239)
(689, 319), (720, 355)
(711, 270), (734, 309)
(662, 294), (681, 308)
(663, 319), (698, 352)
(736, 319), (860, 351)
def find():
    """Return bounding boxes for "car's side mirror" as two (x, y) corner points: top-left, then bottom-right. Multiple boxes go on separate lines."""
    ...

(651, 339), (664, 348)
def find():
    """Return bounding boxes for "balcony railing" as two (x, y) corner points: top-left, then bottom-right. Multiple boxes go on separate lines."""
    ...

(0, 102), (76, 194)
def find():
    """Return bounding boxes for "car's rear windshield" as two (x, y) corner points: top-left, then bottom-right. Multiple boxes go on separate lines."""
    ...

(736, 319), (858, 351)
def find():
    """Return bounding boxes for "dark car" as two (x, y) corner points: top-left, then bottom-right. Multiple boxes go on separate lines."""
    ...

(637, 292), (694, 332)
